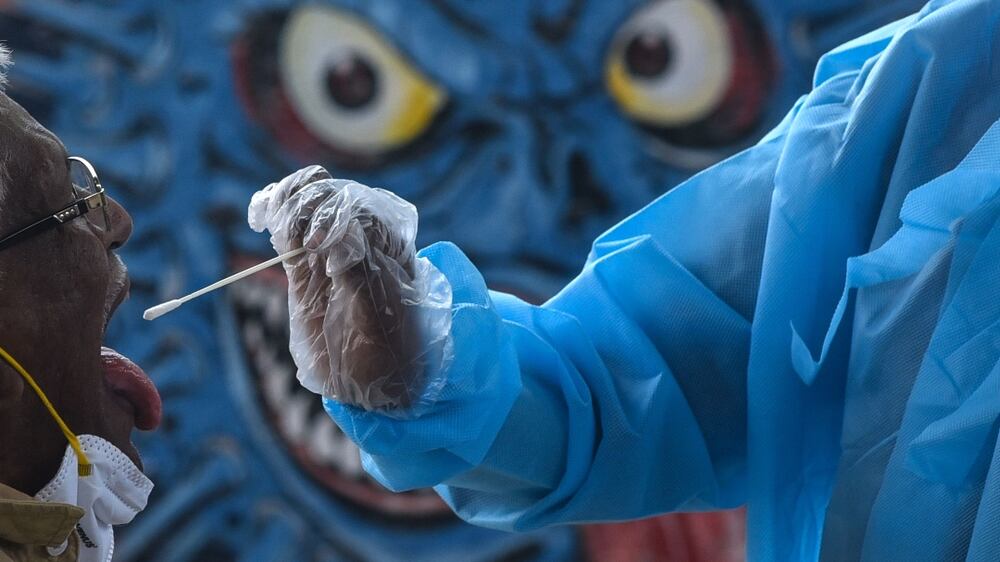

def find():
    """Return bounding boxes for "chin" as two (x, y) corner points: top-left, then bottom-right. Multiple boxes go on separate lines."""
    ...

(99, 389), (149, 471)
(121, 440), (145, 471)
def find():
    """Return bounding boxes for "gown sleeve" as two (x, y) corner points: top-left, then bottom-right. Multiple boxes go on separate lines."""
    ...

(322, 102), (801, 531)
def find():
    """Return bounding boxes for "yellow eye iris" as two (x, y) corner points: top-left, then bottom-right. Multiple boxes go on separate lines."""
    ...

(605, 0), (733, 127)
(280, 6), (446, 154)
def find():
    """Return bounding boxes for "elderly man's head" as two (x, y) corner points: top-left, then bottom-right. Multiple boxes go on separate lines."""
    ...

(0, 50), (159, 495)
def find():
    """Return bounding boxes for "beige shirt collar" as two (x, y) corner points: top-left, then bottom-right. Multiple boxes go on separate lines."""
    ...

(0, 482), (82, 547)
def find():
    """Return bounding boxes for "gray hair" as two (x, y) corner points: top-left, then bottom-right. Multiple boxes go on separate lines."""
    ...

(0, 46), (11, 211)
(0, 46), (10, 89)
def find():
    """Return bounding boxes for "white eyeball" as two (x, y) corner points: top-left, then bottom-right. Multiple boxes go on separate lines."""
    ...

(280, 6), (446, 154)
(605, 0), (733, 127)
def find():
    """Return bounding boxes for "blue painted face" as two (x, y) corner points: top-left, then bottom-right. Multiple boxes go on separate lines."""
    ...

(0, 0), (924, 559)
(232, 0), (784, 298)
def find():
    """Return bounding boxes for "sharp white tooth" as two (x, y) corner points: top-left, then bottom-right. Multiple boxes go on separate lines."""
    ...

(243, 284), (258, 307)
(239, 281), (261, 307)
(254, 283), (271, 308)
(340, 442), (363, 477)
(279, 394), (312, 444)
(242, 320), (263, 349)
(262, 365), (291, 408)
(265, 290), (287, 327)
(324, 425), (363, 477)
(308, 416), (339, 464)
(255, 343), (278, 375)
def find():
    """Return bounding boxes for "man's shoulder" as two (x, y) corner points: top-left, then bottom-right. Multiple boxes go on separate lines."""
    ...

(0, 537), (79, 562)
(0, 483), (82, 561)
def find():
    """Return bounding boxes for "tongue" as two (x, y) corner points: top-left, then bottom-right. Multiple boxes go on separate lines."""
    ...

(101, 347), (162, 431)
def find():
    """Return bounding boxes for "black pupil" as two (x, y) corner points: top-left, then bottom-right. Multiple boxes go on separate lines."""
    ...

(624, 33), (673, 78)
(325, 53), (378, 109)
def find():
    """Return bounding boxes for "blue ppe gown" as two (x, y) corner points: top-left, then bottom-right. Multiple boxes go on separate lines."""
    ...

(324, 0), (1000, 559)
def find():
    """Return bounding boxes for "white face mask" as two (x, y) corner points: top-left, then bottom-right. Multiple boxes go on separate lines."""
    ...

(34, 435), (154, 562)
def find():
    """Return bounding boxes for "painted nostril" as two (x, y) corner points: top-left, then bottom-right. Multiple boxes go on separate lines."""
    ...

(105, 198), (134, 250)
(564, 151), (612, 228)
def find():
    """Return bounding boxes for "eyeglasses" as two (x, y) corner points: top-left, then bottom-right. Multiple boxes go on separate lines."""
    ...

(0, 157), (109, 252)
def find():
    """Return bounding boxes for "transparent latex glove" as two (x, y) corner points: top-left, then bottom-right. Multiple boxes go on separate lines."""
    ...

(248, 166), (452, 414)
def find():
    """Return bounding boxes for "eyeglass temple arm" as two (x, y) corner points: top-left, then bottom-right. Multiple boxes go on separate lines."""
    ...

(0, 199), (90, 252)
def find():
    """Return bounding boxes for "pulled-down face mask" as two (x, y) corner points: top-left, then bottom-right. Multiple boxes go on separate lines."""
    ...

(34, 435), (152, 562)
(0, 345), (153, 562)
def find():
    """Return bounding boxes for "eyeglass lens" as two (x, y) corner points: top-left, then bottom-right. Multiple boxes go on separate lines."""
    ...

(69, 159), (108, 231)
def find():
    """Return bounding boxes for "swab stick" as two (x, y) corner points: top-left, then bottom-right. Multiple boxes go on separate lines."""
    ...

(143, 247), (306, 321)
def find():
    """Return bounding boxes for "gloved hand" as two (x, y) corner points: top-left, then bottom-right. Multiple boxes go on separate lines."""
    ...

(248, 166), (452, 414)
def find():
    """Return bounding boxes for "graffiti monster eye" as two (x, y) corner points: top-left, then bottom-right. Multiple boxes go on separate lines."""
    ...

(325, 53), (379, 109)
(606, 0), (732, 127)
(605, 0), (774, 150)
(279, 6), (446, 155)
(624, 34), (674, 79)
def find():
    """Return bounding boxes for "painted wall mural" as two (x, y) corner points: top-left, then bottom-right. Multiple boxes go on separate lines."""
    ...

(0, 0), (923, 560)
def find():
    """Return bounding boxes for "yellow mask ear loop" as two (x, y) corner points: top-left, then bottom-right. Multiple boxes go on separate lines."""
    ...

(0, 345), (92, 477)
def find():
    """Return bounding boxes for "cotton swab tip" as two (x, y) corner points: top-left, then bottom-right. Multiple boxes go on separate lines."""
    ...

(143, 300), (182, 321)
(142, 247), (305, 322)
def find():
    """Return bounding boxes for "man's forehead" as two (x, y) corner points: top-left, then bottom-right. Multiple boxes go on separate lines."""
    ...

(0, 92), (71, 222)
(0, 93), (66, 158)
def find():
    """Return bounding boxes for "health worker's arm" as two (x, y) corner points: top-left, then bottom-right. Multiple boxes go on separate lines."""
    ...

(322, 107), (799, 531)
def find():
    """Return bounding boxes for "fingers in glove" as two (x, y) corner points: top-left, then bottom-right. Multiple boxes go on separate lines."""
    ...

(333, 253), (421, 409)
(249, 165), (334, 235)
(269, 165), (333, 214)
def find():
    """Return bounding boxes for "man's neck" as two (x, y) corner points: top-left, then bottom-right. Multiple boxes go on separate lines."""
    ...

(0, 428), (66, 496)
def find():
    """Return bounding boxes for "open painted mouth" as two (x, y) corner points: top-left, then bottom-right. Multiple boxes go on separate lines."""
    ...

(228, 255), (449, 516)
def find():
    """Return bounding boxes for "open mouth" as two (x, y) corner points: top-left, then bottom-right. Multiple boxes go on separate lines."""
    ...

(101, 271), (163, 435)
(102, 346), (162, 432)
(228, 255), (448, 516)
